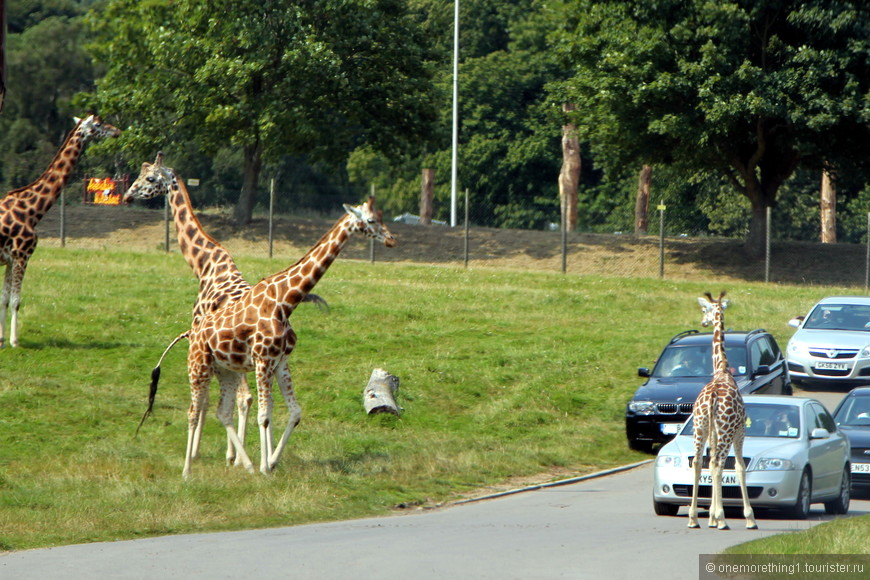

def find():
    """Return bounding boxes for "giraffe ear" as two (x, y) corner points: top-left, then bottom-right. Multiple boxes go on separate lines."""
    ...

(344, 203), (363, 219)
(698, 297), (712, 308)
(721, 299), (730, 310)
(73, 116), (82, 125)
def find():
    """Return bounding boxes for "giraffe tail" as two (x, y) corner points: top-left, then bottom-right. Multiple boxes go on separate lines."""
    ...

(303, 293), (330, 313)
(135, 331), (190, 436)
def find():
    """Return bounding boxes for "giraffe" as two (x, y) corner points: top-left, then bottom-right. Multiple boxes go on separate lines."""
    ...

(140, 196), (394, 477)
(0, 114), (120, 347)
(124, 152), (326, 465)
(687, 292), (757, 530)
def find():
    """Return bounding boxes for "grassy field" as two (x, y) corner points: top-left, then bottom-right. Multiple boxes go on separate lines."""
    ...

(0, 245), (865, 551)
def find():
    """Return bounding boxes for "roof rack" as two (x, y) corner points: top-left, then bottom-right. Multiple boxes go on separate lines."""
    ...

(669, 329), (699, 344)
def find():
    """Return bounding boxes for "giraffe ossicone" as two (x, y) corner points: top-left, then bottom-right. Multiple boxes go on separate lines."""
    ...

(688, 291), (757, 530)
(0, 114), (120, 347)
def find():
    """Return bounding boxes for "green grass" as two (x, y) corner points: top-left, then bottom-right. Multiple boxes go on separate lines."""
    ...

(0, 246), (866, 551)
(725, 515), (870, 554)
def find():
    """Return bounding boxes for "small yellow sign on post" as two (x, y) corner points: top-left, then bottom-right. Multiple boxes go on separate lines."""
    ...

(657, 204), (667, 211)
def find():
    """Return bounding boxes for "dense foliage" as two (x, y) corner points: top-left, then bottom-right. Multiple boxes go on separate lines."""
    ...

(3, 0), (870, 244)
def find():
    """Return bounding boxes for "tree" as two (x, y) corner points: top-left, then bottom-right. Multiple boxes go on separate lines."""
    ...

(85, 0), (438, 223)
(553, 0), (870, 256)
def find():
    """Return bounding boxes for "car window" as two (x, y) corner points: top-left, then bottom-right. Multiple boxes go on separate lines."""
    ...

(834, 396), (870, 426)
(680, 403), (800, 438)
(750, 337), (777, 367)
(652, 344), (747, 378)
(809, 402), (837, 433)
(804, 304), (870, 331)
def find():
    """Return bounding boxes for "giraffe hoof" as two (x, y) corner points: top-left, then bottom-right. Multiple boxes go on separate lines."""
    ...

(687, 523), (700, 529)
(718, 524), (730, 531)
(747, 524), (758, 530)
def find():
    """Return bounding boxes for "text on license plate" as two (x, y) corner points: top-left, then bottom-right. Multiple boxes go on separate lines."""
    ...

(700, 473), (738, 485)
(852, 463), (870, 473)
(814, 361), (849, 370)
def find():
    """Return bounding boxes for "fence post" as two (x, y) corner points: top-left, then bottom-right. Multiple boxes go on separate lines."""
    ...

(369, 184), (375, 263)
(59, 187), (66, 248)
(865, 213), (870, 291)
(658, 200), (665, 278)
(464, 188), (470, 268)
(269, 178), (275, 259)
(765, 206), (771, 283)
(561, 189), (568, 274)
(163, 194), (170, 252)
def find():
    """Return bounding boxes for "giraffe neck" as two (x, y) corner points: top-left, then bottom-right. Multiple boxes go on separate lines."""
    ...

(166, 174), (234, 281)
(264, 214), (356, 312)
(6, 124), (87, 224)
(711, 306), (729, 374)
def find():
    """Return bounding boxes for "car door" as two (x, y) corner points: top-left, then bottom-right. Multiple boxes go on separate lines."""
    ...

(748, 336), (784, 393)
(805, 402), (846, 498)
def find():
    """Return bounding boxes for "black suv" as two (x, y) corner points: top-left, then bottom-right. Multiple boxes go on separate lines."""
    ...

(625, 329), (791, 453)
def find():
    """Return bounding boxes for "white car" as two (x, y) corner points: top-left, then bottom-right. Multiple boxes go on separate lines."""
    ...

(653, 396), (850, 519)
(786, 296), (870, 388)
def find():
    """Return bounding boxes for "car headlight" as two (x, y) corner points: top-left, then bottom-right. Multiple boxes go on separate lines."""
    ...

(753, 458), (795, 471)
(628, 401), (656, 415)
(861, 345), (870, 358)
(655, 455), (682, 468)
(787, 341), (804, 356)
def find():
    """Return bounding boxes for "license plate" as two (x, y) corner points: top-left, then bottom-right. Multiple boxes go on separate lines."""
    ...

(660, 423), (681, 435)
(814, 361), (849, 370)
(852, 463), (870, 473)
(700, 473), (738, 485)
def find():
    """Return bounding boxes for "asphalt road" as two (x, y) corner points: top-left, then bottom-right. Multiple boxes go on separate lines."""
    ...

(1, 389), (861, 580)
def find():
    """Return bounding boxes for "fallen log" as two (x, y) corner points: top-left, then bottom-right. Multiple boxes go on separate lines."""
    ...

(363, 368), (401, 416)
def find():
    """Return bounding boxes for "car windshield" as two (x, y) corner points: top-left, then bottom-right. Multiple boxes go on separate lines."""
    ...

(681, 403), (800, 439)
(803, 303), (870, 331)
(651, 344), (747, 378)
(834, 396), (870, 427)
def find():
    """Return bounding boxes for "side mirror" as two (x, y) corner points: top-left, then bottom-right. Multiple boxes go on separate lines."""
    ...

(638, 368), (651, 378)
(810, 427), (830, 440)
(753, 365), (771, 377)
(788, 316), (804, 328)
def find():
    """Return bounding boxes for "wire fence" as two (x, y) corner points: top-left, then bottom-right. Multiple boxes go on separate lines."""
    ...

(32, 188), (870, 289)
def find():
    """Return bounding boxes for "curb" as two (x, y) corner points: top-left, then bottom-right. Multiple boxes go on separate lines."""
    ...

(452, 459), (654, 505)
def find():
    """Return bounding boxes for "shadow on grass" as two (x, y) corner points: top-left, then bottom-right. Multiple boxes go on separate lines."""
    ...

(18, 339), (145, 351)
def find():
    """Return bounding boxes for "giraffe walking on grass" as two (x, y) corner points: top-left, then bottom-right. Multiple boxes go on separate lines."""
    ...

(688, 291), (757, 530)
(139, 195), (395, 477)
(125, 152), (326, 465)
(0, 115), (120, 347)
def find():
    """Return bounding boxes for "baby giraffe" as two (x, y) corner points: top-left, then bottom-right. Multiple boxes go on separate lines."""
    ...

(688, 292), (757, 530)
(143, 196), (396, 477)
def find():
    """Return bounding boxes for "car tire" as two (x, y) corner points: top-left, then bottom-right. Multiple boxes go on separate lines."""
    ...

(790, 469), (812, 519)
(824, 466), (851, 515)
(653, 500), (679, 516)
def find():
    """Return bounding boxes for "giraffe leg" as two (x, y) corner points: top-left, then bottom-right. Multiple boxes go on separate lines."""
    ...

(733, 435), (757, 529)
(1, 258), (27, 348)
(268, 361), (302, 471)
(687, 434), (705, 528)
(184, 373), (211, 479)
(215, 368), (254, 473)
(255, 359), (277, 475)
(0, 265), (10, 348)
(708, 430), (727, 529)
(191, 388), (210, 460)
(228, 376), (253, 467)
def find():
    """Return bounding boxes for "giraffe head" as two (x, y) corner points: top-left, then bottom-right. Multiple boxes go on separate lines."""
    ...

(74, 114), (121, 142)
(698, 291), (728, 327)
(124, 152), (175, 204)
(343, 196), (397, 247)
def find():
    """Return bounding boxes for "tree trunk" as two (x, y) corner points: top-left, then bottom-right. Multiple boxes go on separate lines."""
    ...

(420, 168), (434, 225)
(559, 104), (580, 232)
(0, 0), (6, 113)
(233, 141), (263, 225)
(820, 166), (836, 244)
(634, 165), (652, 234)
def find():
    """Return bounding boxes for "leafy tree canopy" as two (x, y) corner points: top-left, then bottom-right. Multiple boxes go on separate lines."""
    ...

(552, 0), (870, 254)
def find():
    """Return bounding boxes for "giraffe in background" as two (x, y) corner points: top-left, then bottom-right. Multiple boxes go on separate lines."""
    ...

(0, 115), (120, 347)
(140, 196), (396, 477)
(125, 153), (326, 465)
(688, 292), (757, 530)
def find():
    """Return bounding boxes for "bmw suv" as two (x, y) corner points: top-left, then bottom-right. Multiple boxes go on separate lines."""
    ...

(625, 329), (791, 453)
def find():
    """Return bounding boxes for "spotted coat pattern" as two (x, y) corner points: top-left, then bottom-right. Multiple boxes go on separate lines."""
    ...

(688, 292), (757, 530)
(0, 115), (120, 347)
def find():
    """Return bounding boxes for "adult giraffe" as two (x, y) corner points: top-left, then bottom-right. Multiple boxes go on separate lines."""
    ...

(0, 115), (120, 347)
(139, 196), (394, 477)
(125, 152), (326, 465)
(688, 292), (757, 530)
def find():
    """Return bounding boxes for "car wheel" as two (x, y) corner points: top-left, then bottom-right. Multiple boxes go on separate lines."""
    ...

(790, 469), (812, 519)
(653, 500), (679, 516)
(783, 382), (793, 396)
(824, 466), (851, 515)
